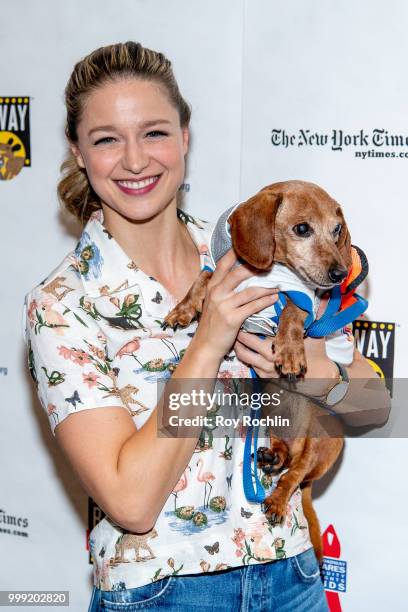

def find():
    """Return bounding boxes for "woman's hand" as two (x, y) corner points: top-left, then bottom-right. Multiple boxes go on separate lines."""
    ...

(233, 292), (390, 423)
(234, 297), (338, 379)
(192, 249), (279, 363)
(234, 331), (338, 379)
(233, 294), (337, 380)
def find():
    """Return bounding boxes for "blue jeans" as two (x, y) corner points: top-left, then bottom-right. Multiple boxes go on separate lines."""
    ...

(88, 547), (328, 611)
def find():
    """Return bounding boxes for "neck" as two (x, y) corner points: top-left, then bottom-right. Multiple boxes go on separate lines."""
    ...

(101, 200), (198, 282)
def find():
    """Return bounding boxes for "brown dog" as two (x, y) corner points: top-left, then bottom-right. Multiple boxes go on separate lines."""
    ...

(164, 180), (351, 560)
(254, 407), (343, 561)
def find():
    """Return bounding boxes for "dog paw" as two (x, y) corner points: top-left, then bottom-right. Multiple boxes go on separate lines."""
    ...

(164, 302), (199, 329)
(255, 445), (287, 474)
(272, 341), (307, 378)
(262, 493), (287, 526)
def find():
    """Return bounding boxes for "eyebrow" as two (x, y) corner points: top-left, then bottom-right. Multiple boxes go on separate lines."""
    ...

(88, 119), (172, 137)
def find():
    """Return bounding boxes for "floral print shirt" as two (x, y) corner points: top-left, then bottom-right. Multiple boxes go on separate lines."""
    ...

(23, 208), (314, 591)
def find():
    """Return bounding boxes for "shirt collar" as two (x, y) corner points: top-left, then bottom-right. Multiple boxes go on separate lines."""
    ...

(73, 208), (212, 299)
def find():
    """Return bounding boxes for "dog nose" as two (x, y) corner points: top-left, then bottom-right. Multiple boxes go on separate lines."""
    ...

(328, 267), (348, 283)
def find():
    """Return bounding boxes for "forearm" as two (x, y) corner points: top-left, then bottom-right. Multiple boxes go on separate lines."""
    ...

(115, 336), (221, 533)
(288, 349), (391, 428)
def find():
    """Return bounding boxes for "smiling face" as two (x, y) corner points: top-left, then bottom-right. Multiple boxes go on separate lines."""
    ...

(71, 78), (189, 225)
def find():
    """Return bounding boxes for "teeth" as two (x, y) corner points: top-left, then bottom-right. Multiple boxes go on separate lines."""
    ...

(118, 176), (158, 189)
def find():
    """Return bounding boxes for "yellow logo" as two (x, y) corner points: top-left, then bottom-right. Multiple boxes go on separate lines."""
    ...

(366, 358), (384, 378)
(0, 131), (26, 180)
(0, 96), (31, 181)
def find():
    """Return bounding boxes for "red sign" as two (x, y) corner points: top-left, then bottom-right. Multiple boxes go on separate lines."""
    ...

(322, 524), (342, 612)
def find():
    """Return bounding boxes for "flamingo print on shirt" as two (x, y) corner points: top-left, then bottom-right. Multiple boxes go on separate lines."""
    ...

(196, 458), (216, 509)
(172, 467), (191, 511)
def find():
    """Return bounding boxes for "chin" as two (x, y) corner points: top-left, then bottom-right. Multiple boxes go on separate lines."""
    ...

(102, 199), (172, 224)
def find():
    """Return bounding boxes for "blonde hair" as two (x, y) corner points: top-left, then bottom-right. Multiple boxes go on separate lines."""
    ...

(58, 41), (191, 224)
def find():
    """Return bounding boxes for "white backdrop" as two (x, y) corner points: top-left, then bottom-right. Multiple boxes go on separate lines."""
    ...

(1, 1), (406, 610)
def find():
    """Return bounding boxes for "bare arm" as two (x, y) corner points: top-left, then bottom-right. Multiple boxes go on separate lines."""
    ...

(56, 337), (221, 533)
(54, 250), (279, 533)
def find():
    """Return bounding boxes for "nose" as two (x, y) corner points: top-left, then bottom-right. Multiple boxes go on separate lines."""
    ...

(122, 139), (149, 174)
(328, 266), (348, 283)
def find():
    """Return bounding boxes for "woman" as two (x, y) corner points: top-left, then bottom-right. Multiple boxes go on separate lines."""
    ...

(24, 41), (381, 611)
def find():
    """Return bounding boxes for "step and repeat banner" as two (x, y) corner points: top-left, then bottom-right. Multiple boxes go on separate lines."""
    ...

(1, 1), (406, 610)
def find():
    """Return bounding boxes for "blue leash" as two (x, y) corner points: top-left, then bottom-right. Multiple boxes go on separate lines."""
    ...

(242, 354), (267, 503)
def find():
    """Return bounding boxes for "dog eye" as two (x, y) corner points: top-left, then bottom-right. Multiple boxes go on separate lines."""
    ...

(293, 223), (312, 237)
(333, 223), (342, 236)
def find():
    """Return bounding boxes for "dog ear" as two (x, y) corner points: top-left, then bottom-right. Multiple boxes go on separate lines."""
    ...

(336, 211), (352, 270)
(229, 188), (282, 269)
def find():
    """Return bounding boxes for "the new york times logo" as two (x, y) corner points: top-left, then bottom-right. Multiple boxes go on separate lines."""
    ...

(271, 129), (408, 158)
(0, 508), (29, 538)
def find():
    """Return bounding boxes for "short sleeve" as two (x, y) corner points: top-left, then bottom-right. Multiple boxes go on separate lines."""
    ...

(23, 287), (128, 436)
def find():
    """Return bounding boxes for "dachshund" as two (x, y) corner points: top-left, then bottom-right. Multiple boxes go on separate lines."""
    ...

(164, 180), (353, 560)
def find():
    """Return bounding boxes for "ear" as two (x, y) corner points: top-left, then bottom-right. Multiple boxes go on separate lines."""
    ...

(228, 188), (282, 269)
(70, 143), (86, 169)
(336, 210), (352, 270)
(182, 127), (189, 156)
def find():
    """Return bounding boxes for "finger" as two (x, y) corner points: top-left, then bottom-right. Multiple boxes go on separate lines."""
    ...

(229, 286), (279, 308)
(234, 340), (276, 376)
(222, 261), (273, 293)
(209, 248), (238, 285)
(210, 249), (267, 292)
(235, 292), (280, 321)
(236, 330), (274, 359)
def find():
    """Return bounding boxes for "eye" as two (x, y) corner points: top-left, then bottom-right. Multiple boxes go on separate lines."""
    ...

(146, 130), (168, 138)
(293, 223), (313, 237)
(94, 136), (116, 146)
(333, 223), (342, 236)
